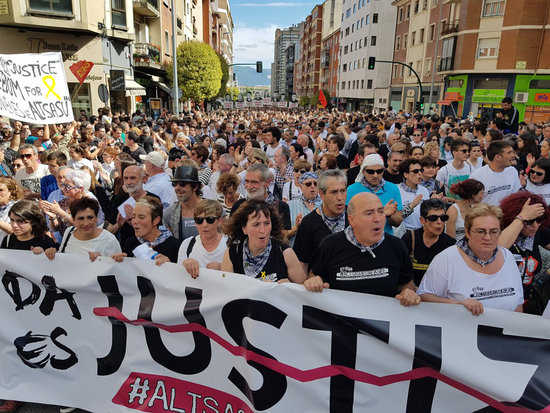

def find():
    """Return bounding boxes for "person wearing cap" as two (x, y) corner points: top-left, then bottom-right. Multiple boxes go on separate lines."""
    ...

(140, 151), (176, 209)
(286, 171), (322, 242)
(346, 153), (403, 235)
(163, 162), (201, 241)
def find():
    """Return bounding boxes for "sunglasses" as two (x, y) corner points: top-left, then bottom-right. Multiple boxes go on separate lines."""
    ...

(194, 216), (218, 224)
(303, 181), (317, 187)
(413, 134), (422, 137)
(364, 168), (384, 175)
(20, 153), (33, 159)
(172, 181), (191, 187)
(61, 183), (79, 191)
(294, 169), (307, 173)
(408, 168), (423, 174)
(524, 217), (545, 225)
(530, 170), (544, 177)
(458, 149), (470, 154)
(424, 214), (449, 222)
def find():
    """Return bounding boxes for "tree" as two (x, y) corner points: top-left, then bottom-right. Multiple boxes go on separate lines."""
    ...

(228, 86), (240, 101)
(298, 96), (310, 107)
(166, 41), (222, 102)
(310, 94), (319, 107)
(216, 52), (229, 99)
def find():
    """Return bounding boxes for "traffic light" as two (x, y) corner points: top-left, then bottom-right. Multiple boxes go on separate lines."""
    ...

(415, 101), (422, 112)
(419, 96), (425, 110)
(368, 57), (376, 70)
(256, 61), (263, 73)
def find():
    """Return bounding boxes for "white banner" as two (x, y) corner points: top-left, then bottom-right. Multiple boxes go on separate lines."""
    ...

(223, 101), (233, 109)
(0, 250), (549, 412)
(0, 52), (74, 124)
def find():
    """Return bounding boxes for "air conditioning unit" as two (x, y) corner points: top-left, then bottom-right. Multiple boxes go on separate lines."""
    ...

(515, 92), (528, 103)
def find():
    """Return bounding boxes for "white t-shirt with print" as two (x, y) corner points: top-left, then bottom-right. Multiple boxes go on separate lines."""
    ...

(15, 163), (49, 193)
(525, 180), (550, 205)
(177, 234), (228, 266)
(436, 162), (472, 196)
(470, 165), (521, 206)
(418, 246), (524, 311)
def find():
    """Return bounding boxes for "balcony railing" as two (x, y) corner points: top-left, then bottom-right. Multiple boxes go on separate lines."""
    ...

(133, 43), (161, 69)
(439, 56), (454, 72)
(133, 0), (159, 18)
(441, 19), (459, 36)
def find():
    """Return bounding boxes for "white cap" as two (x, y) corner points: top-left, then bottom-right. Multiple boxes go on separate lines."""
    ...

(215, 138), (227, 149)
(362, 154), (384, 168)
(139, 151), (164, 168)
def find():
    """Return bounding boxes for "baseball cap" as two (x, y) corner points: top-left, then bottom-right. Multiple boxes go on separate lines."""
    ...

(139, 151), (165, 168)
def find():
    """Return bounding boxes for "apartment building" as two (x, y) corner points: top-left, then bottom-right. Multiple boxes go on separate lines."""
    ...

(337, 0), (397, 112)
(438, 0), (550, 122)
(296, 5), (323, 98)
(390, 0), (450, 113)
(272, 25), (301, 99)
(321, 0), (342, 101)
(0, 0), (140, 116)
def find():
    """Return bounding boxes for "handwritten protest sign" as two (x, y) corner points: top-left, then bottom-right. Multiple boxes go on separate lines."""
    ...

(0, 52), (74, 124)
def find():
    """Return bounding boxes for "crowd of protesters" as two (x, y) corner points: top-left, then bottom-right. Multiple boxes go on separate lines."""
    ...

(1, 99), (550, 411)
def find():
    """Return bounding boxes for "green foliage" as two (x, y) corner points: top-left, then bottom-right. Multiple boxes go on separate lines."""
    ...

(216, 52), (229, 99)
(310, 94), (319, 107)
(228, 86), (240, 101)
(298, 96), (310, 107)
(166, 41), (222, 102)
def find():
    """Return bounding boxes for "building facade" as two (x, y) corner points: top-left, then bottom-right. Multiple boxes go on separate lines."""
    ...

(272, 25), (302, 99)
(337, 0), (397, 112)
(321, 0), (343, 102)
(296, 5), (323, 98)
(438, 0), (550, 122)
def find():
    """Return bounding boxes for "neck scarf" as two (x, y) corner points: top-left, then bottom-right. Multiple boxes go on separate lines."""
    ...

(361, 175), (385, 193)
(301, 194), (322, 209)
(320, 206), (346, 233)
(400, 182), (418, 194)
(516, 235), (535, 252)
(344, 225), (384, 258)
(242, 238), (272, 277)
(138, 225), (172, 248)
(264, 190), (276, 205)
(457, 237), (498, 267)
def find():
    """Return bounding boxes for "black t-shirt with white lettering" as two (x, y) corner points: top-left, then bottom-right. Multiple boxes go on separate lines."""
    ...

(312, 231), (412, 296)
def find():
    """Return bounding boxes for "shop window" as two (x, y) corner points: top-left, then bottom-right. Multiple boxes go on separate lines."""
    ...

(482, 0), (505, 17)
(529, 79), (550, 89)
(111, 0), (127, 28)
(477, 38), (499, 58)
(473, 78), (508, 89)
(447, 79), (464, 89)
(28, 0), (73, 15)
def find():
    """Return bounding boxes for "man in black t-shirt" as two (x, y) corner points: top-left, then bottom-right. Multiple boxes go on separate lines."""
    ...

(401, 199), (455, 286)
(305, 192), (420, 305)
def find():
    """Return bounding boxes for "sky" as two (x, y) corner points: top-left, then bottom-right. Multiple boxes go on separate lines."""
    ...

(231, 1), (319, 66)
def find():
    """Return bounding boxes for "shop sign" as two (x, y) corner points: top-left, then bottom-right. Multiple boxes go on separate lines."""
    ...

(149, 98), (161, 110)
(69, 60), (94, 85)
(444, 92), (464, 101)
(471, 89), (506, 103)
(0, 0), (8, 16)
(110, 70), (125, 92)
(535, 93), (550, 104)
(516, 61), (527, 70)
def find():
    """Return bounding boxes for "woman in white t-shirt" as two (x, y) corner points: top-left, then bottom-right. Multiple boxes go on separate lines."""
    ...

(419, 203), (524, 315)
(177, 200), (227, 278)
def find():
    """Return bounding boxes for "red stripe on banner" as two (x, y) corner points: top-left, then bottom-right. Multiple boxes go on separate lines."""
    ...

(93, 306), (541, 413)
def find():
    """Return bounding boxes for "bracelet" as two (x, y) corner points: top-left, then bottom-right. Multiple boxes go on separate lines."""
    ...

(515, 216), (525, 223)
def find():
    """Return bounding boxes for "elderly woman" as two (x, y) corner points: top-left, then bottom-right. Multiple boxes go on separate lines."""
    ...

(114, 196), (181, 263)
(177, 199), (227, 278)
(287, 171), (322, 234)
(418, 203), (524, 315)
(282, 159), (311, 202)
(498, 191), (549, 314)
(0, 177), (23, 242)
(216, 172), (243, 216)
(221, 199), (306, 283)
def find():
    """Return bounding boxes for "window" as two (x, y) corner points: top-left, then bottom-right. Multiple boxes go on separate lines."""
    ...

(425, 58), (432, 74)
(343, 63), (348, 71)
(362, 57), (365, 68)
(408, 62), (413, 76)
(423, 0), (428, 9)
(350, 43), (353, 51)
(399, 7), (403, 22)
(345, 27), (350, 36)
(348, 81), (350, 89)
(411, 31), (415, 46)
(406, 5), (410, 18)
(401, 65), (405, 77)
(346, 8), (351, 18)
(351, 24), (354, 33)
(165, 30), (170, 55)
(367, 79), (373, 89)
(353, 3), (356, 13)
(342, 81), (346, 90)
(404, 34), (408, 46)
(28, 0), (73, 14)
(396, 36), (400, 50)
(417, 60), (422, 74)
(359, 39), (362, 48)
(361, 17), (364, 27)
(353, 80), (356, 89)
(365, 14), (369, 24)
(482, 0), (505, 17)
(355, 40), (358, 49)
(414, 1), (419, 13)
(111, 0), (126, 27)
(371, 36), (376, 46)
(477, 38), (499, 58)
(530, 79), (550, 89)
(361, 79), (364, 88)
(429, 24), (435, 41)
(364, 36), (368, 46)
(344, 45), (348, 54)
(373, 13), (378, 23)
(420, 28), (424, 43)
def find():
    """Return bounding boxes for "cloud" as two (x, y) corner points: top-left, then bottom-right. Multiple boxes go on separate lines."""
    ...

(236, 2), (309, 6)
(234, 24), (279, 65)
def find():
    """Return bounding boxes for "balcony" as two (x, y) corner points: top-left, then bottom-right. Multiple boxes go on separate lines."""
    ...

(441, 19), (459, 36)
(439, 56), (454, 72)
(133, 43), (161, 70)
(133, 0), (159, 18)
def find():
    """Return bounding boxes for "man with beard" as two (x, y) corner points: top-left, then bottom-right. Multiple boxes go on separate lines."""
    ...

(230, 163), (291, 230)
(163, 163), (201, 242)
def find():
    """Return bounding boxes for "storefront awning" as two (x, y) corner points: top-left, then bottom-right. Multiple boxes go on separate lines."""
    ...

(125, 80), (146, 97)
(157, 82), (172, 94)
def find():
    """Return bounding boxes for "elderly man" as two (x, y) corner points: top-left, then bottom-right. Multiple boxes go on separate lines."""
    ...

(15, 144), (50, 194)
(347, 153), (402, 234)
(305, 192), (420, 307)
(140, 151), (177, 208)
(230, 163), (291, 229)
(208, 153), (234, 195)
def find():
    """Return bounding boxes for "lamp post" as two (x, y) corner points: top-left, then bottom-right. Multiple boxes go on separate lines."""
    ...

(171, 0), (179, 115)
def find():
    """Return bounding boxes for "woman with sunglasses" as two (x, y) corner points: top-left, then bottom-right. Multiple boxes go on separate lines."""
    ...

(282, 159), (310, 202)
(446, 179), (485, 240)
(498, 192), (549, 314)
(221, 199), (306, 283)
(419, 203), (524, 315)
(176, 200), (227, 278)
(287, 172), (322, 242)
(524, 158), (550, 205)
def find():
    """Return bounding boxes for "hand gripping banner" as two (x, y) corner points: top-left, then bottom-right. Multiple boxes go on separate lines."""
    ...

(0, 249), (549, 412)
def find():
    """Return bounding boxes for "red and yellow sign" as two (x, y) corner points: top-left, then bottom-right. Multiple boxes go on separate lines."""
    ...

(535, 93), (550, 103)
(444, 92), (464, 101)
(69, 60), (94, 85)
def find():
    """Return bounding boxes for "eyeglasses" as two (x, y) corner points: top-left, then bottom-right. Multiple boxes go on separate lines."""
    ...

(20, 153), (33, 159)
(471, 228), (501, 237)
(294, 169), (307, 173)
(424, 214), (449, 222)
(408, 168), (423, 174)
(194, 216), (219, 224)
(303, 181), (317, 187)
(524, 217), (544, 225)
(364, 168), (384, 175)
(413, 134), (422, 137)
(61, 183), (79, 191)
(172, 181), (190, 187)
(530, 170), (544, 177)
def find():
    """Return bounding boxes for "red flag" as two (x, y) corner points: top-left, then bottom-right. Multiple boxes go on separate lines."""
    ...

(318, 89), (327, 108)
(70, 60), (94, 85)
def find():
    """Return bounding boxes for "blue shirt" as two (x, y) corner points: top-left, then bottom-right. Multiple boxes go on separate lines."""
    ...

(346, 181), (403, 234)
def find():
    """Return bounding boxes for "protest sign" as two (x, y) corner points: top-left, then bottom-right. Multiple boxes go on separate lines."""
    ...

(0, 52), (74, 124)
(0, 250), (549, 412)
